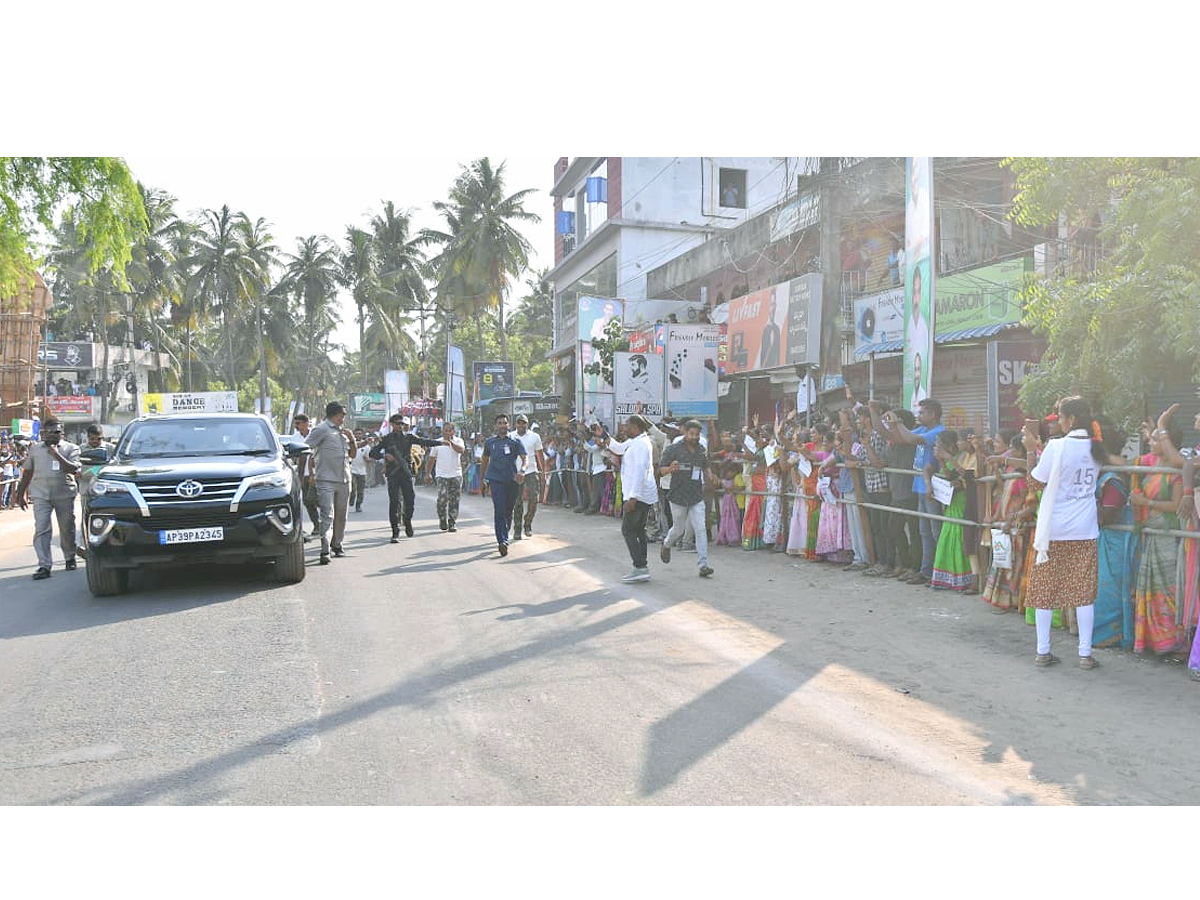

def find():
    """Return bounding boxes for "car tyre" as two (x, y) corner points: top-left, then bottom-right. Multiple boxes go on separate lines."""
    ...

(275, 537), (306, 584)
(86, 559), (129, 597)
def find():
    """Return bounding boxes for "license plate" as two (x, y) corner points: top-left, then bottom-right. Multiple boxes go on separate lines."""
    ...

(159, 526), (224, 545)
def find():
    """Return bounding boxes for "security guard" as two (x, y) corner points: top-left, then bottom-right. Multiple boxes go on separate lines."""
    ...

(369, 414), (446, 542)
(14, 416), (81, 580)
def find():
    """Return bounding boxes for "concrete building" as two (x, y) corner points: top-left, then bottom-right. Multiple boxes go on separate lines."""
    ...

(546, 157), (808, 410)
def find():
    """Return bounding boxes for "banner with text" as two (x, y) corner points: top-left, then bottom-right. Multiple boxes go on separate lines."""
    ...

(141, 391), (238, 415)
(903, 157), (935, 413)
(665, 325), (720, 418)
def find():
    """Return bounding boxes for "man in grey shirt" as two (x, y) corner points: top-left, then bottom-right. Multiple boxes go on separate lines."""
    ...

(14, 417), (81, 580)
(304, 401), (358, 565)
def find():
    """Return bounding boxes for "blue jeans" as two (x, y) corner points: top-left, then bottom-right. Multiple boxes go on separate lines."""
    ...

(488, 479), (518, 545)
(918, 492), (943, 577)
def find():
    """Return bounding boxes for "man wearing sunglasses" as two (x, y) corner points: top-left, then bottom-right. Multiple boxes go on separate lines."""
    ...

(14, 417), (82, 580)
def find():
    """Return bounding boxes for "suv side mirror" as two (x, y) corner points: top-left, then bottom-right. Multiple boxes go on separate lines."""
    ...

(280, 438), (310, 459)
(80, 447), (110, 465)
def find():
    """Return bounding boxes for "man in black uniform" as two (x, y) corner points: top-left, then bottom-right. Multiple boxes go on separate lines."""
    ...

(369, 414), (445, 542)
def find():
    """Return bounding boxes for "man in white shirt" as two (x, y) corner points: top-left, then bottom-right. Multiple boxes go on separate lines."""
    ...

(510, 415), (545, 540)
(426, 422), (466, 531)
(349, 427), (368, 512)
(604, 414), (659, 583)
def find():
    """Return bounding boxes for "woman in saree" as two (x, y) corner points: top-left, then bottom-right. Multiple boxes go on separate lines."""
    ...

(814, 430), (853, 564)
(761, 432), (786, 552)
(929, 430), (975, 591)
(1154, 404), (1200, 679)
(981, 436), (1031, 612)
(1130, 423), (1184, 655)
(1092, 416), (1135, 649)
(740, 451), (767, 551)
(716, 461), (743, 547)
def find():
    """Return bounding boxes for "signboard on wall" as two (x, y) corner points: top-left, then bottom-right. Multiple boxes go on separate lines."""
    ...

(577, 296), (624, 342)
(935, 257), (1029, 335)
(723, 275), (822, 375)
(349, 393), (386, 418)
(38, 341), (94, 369)
(665, 325), (719, 418)
(988, 337), (1046, 435)
(613, 351), (664, 417)
(785, 273), (822, 365)
(853, 288), (905, 354)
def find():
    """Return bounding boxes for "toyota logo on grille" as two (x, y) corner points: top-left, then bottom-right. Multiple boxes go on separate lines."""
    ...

(175, 479), (204, 499)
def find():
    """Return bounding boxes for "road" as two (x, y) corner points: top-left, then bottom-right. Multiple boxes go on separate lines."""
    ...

(1, 480), (1197, 805)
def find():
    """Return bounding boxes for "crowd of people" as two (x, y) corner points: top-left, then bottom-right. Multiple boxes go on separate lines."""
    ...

(1, 433), (31, 510)
(458, 394), (1200, 679)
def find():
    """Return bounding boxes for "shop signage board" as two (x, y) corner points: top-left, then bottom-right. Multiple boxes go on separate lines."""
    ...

(935, 257), (1029, 334)
(613, 351), (665, 417)
(140, 392), (238, 415)
(664, 325), (719, 418)
(38, 341), (94, 369)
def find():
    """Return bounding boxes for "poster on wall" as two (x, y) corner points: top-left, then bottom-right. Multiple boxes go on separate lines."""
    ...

(446, 346), (467, 423)
(665, 325), (719, 418)
(613, 351), (664, 417)
(853, 287), (905, 354)
(577, 296), (624, 342)
(903, 157), (935, 414)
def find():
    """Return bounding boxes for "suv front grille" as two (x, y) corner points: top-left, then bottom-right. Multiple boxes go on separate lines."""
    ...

(139, 512), (244, 531)
(139, 478), (243, 506)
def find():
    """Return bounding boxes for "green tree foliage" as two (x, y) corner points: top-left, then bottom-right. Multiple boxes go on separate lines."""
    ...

(1004, 157), (1200, 426)
(506, 269), (554, 393)
(1, 157), (146, 297)
(582, 317), (628, 387)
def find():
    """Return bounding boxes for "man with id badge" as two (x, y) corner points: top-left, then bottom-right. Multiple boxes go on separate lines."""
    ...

(479, 414), (527, 557)
(14, 416), (81, 580)
(657, 419), (714, 577)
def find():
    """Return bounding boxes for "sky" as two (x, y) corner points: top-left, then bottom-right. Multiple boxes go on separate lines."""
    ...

(121, 155), (558, 356)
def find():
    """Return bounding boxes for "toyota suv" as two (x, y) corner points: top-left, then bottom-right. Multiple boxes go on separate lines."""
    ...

(79, 413), (309, 596)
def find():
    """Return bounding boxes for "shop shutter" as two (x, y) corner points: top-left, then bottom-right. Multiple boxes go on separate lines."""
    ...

(931, 345), (989, 434)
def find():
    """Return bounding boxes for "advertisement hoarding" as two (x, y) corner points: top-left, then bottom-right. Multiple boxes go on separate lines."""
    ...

(664, 325), (719, 418)
(988, 338), (1046, 435)
(935, 257), (1029, 334)
(37, 341), (94, 369)
(853, 287), (905, 354)
(349, 393), (387, 419)
(473, 361), (516, 404)
(576, 296), (624, 342)
(903, 156), (935, 413)
(722, 275), (821, 375)
(613, 351), (665, 418)
(446, 346), (467, 422)
(41, 395), (97, 420)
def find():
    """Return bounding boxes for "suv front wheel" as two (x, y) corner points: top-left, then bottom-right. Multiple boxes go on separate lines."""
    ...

(86, 559), (129, 597)
(274, 538), (306, 584)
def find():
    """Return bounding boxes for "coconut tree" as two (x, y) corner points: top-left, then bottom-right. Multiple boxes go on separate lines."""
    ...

(429, 158), (540, 361)
(279, 234), (340, 413)
(237, 215), (281, 414)
(337, 225), (378, 391)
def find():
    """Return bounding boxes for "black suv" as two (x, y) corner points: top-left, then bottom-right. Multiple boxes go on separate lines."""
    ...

(79, 413), (309, 596)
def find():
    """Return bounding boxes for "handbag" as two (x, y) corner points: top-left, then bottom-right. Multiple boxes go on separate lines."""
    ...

(990, 528), (1013, 569)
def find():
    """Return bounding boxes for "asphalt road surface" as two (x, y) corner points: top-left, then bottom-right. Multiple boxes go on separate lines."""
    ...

(2, 481), (1198, 805)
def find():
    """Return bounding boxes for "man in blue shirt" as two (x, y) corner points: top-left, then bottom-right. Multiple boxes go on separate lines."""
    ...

(881, 397), (944, 585)
(479, 414), (527, 557)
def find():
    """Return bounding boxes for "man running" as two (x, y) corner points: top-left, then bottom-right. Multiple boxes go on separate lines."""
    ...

(479, 414), (526, 557)
(658, 419), (714, 577)
(510, 415), (545, 540)
(426, 422), (466, 532)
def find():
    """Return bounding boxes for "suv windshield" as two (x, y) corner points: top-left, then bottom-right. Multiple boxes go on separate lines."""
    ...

(117, 419), (277, 459)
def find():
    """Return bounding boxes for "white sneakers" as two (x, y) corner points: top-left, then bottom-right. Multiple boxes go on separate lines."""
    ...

(620, 568), (651, 583)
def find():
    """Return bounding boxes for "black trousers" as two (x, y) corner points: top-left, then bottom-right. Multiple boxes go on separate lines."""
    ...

(386, 467), (415, 531)
(302, 482), (320, 532)
(889, 495), (920, 571)
(621, 500), (651, 569)
(350, 473), (366, 509)
(865, 491), (891, 567)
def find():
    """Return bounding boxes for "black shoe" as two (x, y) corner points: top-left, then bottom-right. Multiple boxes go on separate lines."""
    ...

(302, 534), (311, 543)
(699, 565), (714, 578)
(331, 546), (345, 558)
(524, 526), (532, 537)
(498, 541), (508, 557)
(32, 567), (51, 580)
(318, 555), (330, 565)
(439, 519), (448, 531)
(354, 506), (362, 513)
(405, 522), (414, 537)
(64, 559), (77, 571)
(513, 533), (523, 542)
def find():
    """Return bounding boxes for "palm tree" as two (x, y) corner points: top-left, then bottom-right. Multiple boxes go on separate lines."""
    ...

(126, 185), (190, 386)
(370, 202), (431, 388)
(183, 205), (275, 395)
(279, 235), (340, 413)
(337, 226), (378, 391)
(237, 216), (280, 414)
(429, 158), (540, 361)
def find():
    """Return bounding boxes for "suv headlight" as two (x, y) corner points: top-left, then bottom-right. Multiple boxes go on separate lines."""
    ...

(245, 470), (292, 491)
(92, 479), (133, 496)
